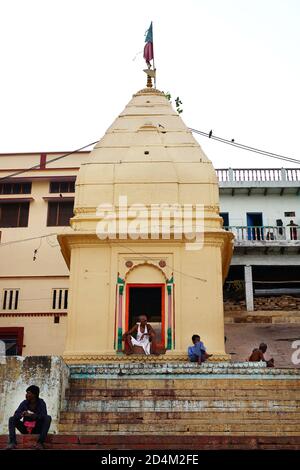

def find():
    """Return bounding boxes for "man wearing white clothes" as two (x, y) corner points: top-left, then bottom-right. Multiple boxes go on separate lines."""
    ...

(122, 315), (157, 355)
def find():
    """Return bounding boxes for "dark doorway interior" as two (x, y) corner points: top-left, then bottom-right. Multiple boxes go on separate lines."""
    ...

(247, 212), (263, 240)
(220, 212), (229, 229)
(128, 286), (163, 344)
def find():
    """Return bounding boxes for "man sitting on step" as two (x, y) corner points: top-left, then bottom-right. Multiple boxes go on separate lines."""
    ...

(122, 314), (158, 355)
(5, 385), (52, 450)
(188, 334), (212, 365)
(249, 342), (274, 367)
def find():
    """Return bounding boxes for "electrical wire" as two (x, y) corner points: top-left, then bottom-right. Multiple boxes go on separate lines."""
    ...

(0, 140), (99, 183)
(0, 231), (207, 283)
(0, 129), (299, 187)
(189, 128), (300, 166)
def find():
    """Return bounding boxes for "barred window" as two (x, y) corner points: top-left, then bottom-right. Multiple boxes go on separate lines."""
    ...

(0, 182), (31, 195)
(52, 289), (68, 310)
(2, 289), (19, 310)
(50, 181), (75, 193)
(0, 202), (30, 227)
(47, 201), (74, 226)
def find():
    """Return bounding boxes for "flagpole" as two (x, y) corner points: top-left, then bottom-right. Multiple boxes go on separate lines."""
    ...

(152, 21), (156, 89)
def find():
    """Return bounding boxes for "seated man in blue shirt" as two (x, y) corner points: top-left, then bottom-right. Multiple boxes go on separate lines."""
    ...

(188, 334), (212, 364)
(6, 385), (51, 450)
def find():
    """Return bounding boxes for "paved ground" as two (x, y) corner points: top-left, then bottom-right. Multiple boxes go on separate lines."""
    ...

(225, 323), (300, 368)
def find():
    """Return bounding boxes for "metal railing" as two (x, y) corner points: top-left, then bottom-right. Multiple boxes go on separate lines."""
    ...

(225, 225), (300, 242)
(216, 168), (300, 183)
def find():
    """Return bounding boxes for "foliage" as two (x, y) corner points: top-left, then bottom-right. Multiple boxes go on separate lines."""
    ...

(163, 92), (183, 114)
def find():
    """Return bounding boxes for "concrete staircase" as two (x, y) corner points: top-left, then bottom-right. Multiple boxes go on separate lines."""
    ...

(58, 363), (300, 438)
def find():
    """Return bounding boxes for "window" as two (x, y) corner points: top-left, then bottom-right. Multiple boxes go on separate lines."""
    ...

(0, 327), (24, 355)
(47, 201), (74, 226)
(52, 289), (68, 310)
(50, 181), (75, 193)
(2, 289), (19, 310)
(0, 202), (30, 227)
(0, 182), (31, 195)
(220, 212), (229, 229)
(284, 212), (296, 217)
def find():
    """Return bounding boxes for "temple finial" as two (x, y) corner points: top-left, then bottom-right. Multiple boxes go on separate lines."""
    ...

(144, 68), (156, 88)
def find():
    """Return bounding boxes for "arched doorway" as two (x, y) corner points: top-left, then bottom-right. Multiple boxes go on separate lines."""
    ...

(125, 264), (166, 349)
(126, 283), (165, 347)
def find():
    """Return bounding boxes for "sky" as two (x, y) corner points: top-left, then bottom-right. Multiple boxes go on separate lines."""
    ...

(0, 0), (299, 168)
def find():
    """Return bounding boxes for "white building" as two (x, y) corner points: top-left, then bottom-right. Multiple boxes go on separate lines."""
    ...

(218, 168), (300, 311)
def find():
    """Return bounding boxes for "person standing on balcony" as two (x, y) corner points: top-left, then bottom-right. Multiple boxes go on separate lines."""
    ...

(287, 220), (298, 240)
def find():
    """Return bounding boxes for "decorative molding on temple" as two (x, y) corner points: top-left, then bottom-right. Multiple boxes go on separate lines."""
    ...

(68, 362), (300, 377)
(0, 312), (67, 317)
(134, 88), (164, 97)
(62, 354), (232, 364)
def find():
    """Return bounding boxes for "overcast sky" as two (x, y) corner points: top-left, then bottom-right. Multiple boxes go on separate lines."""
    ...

(0, 0), (299, 168)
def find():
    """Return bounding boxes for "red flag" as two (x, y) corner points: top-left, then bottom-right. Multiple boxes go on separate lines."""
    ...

(143, 22), (154, 67)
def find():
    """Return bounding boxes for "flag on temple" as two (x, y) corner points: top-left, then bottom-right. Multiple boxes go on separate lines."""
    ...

(144, 22), (154, 67)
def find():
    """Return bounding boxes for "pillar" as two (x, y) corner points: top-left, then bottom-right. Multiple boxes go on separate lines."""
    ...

(244, 265), (254, 311)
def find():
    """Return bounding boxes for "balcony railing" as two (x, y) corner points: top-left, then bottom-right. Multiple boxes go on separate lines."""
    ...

(226, 225), (300, 243)
(216, 168), (300, 183)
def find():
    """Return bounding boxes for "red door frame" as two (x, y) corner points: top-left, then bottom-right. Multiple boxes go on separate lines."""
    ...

(125, 283), (165, 348)
(0, 327), (24, 355)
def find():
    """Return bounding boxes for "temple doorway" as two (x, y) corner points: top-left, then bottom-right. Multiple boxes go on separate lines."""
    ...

(126, 283), (165, 347)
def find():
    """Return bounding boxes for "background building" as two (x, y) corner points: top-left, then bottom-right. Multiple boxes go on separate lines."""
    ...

(218, 168), (300, 313)
(0, 152), (299, 356)
(0, 151), (89, 356)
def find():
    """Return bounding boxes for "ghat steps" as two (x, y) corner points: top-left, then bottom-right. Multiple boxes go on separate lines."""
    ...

(1, 362), (300, 450)
(1, 434), (300, 450)
(57, 362), (300, 437)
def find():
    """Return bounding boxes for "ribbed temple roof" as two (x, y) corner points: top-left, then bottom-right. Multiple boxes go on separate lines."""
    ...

(73, 87), (219, 214)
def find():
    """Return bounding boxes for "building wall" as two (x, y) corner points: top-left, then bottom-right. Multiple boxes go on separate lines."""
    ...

(220, 193), (299, 227)
(0, 277), (69, 314)
(0, 316), (67, 356)
(0, 153), (86, 356)
(1, 179), (73, 277)
(231, 253), (300, 266)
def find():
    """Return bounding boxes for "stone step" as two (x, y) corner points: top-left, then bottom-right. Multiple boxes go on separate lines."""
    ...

(62, 398), (300, 412)
(1, 434), (300, 450)
(65, 388), (300, 399)
(59, 410), (300, 423)
(68, 378), (300, 390)
(58, 421), (300, 434)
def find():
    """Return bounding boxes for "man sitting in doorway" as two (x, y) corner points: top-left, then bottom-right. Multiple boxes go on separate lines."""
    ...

(6, 385), (52, 450)
(249, 342), (274, 367)
(122, 314), (157, 355)
(188, 334), (212, 365)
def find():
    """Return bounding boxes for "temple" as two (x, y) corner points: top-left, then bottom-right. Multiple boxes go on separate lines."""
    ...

(58, 78), (233, 363)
